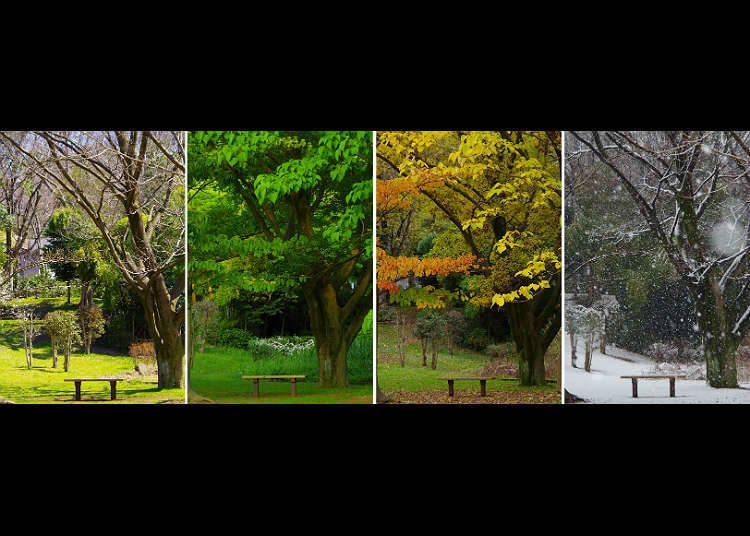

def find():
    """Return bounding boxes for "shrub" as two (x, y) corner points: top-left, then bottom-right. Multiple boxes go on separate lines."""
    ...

(218, 328), (253, 349)
(646, 342), (678, 362)
(485, 342), (513, 359)
(463, 327), (491, 352)
(377, 306), (397, 323)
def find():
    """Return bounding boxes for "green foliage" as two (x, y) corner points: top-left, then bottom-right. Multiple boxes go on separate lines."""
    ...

(45, 207), (99, 283)
(188, 131), (372, 297)
(463, 327), (492, 352)
(0, 205), (13, 231)
(377, 306), (397, 323)
(414, 309), (446, 339)
(45, 310), (81, 343)
(415, 231), (436, 256)
(190, 299), (219, 351)
(218, 328), (255, 349)
(79, 304), (106, 354)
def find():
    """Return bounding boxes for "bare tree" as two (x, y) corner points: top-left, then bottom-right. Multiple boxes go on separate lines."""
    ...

(571, 131), (750, 388)
(1, 131), (186, 388)
(19, 305), (38, 369)
(0, 133), (55, 293)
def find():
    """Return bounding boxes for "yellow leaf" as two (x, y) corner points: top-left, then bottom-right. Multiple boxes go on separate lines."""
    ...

(492, 295), (505, 308)
(540, 280), (551, 289)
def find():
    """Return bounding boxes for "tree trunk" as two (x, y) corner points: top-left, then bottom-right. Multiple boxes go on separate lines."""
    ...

(5, 228), (13, 294)
(420, 337), (428, 367)
(303, 281), (369, 388)
(63, 339), (71, 372)
(569, 331), (577, 368)
(431, 337), (438, 370)
(584, 338), (592, 372)
(139, 274), (184, 389)
(376, 381), (388, 403)
(599, 327), (607, 355)
(51, 334), (58, 368)
(66, 284), (71, 305)
(78, 280), (93, 309)
(396, 312), (407, 368)
(507, 300), (547, 385)
(695, 277), (739, 388)
(447, 334), (454, 355)
(23, 324), (31, 369)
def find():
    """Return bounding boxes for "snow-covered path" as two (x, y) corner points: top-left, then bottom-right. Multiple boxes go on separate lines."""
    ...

(565, 338), (750, 404)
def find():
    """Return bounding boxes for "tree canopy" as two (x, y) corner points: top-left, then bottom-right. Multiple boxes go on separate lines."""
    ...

(377, 131), (561, 385)
(188, 131), (373, 387)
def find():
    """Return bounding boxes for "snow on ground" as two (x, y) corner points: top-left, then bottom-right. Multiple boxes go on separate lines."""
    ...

(565, 337), (750, 404)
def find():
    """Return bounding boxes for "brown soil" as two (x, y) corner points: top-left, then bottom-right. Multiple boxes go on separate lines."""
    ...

(381, 388), (561, 404)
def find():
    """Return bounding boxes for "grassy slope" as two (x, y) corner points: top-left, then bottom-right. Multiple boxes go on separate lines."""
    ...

(376, 322), (560, 402)
(0, 319), (182, 404)
(189, 346), (372, 404)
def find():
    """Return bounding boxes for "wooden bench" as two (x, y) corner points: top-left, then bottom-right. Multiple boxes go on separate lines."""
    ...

(241, 375), (306, 398)
(439, 376), (507, 397)
(620, 375), (687, 398)
(65, 378), (124, 401)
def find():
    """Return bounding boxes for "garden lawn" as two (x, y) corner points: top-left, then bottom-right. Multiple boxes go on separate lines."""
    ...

(0, 321), (182, 404)
(189, 346), (372, 404)
(377, 322), (560, 404)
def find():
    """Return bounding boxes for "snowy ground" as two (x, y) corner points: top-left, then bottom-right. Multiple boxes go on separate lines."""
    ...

(564, 337), (750, 404)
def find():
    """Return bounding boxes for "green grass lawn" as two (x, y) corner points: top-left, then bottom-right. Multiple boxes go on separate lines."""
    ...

(0, 320), (183, 404)
(377, 322), (560, 403)
(189, 346), (372, 404)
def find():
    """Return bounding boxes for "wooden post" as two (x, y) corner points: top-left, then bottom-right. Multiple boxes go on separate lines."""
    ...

(447, 379), (454, 397)
(74, 381), (82, 401)
(669, 377), (676, 397)
(290, 378), (297, 397)
(110, 380), (117, 401)
(253, 379), (260, 398)
(631, 378), (638, 398)
(480, 379), (487, 397)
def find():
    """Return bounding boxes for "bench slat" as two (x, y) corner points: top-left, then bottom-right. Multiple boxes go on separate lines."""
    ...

(620, 375), (687, 379)
(65, 378), (123, 382)
(241, 375), (306, 379)
(439, 376), (503, 381)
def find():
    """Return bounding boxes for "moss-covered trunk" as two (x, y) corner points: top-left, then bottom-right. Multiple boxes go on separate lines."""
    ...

(304, 282), (368, 388)
(695, 276), (740, 388)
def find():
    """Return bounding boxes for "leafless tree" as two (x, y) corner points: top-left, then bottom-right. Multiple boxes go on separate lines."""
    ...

(571, 131), (750, 388)
(1, 131), (186, 388)
(0, 133), (55, 293)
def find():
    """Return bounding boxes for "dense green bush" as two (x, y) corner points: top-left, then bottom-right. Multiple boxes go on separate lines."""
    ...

(463, 327), (491, 352)
(218, 328), (253, 349)
(377, 306), (397, 323)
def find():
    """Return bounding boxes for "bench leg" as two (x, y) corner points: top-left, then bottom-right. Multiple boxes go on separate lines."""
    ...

(110, 381), (117, 401)
(669, 377), (676, 398)
(480, 379), (487, 397)
(74, 381), (81, 401)
(290, 378), (297, 397)
(631, 378), (638, 398)
(253, 379), (260, 398)
(447, 380), (454, 397)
